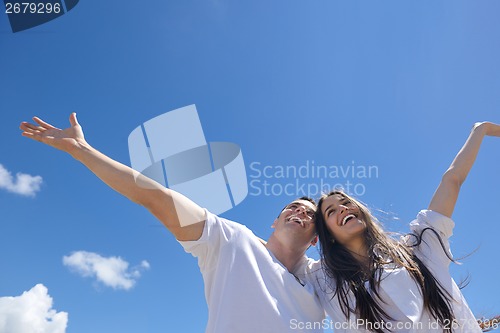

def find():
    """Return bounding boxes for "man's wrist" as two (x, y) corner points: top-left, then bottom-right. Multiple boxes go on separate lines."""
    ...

(69, 139), (92, 160)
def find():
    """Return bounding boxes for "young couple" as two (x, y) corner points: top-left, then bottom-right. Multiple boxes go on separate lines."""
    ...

(20, 114), (500, 332)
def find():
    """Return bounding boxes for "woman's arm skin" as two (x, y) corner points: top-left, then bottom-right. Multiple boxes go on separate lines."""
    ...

(429, 122), (500, 218)
(20, 113), (206, 241)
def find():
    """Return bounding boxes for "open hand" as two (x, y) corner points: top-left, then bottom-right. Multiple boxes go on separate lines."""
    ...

(20, 113), (86, 153)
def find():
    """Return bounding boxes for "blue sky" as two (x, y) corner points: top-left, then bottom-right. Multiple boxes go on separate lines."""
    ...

(1, 1), (500, 332)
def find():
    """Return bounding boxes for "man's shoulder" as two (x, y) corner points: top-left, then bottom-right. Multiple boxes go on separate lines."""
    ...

(206, 210), (264, 246)
(293, 256), (321, 275)
(210, 212), (254, 234)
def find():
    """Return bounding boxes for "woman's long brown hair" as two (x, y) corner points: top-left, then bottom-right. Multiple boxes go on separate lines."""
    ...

(315, 190), (455, 333)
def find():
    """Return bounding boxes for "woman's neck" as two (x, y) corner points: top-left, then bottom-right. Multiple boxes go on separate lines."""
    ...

(345, 239), (370, 268)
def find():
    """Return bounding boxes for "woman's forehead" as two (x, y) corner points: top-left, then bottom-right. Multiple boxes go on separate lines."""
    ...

(321, 194), (348, 212)
(324, 193), (346, 204)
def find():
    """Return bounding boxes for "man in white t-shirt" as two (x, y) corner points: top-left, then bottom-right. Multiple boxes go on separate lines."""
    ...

(20, 114), (325, 333)
(180, 197), (324, 332)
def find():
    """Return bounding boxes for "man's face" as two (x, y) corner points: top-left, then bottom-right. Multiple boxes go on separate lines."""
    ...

(272, 199), (318, 247)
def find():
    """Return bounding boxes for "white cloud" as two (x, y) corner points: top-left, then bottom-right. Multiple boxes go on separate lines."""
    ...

(0, 164), (43, 197)
(62, 251), (150, 290)
(0, 284), (68, 333)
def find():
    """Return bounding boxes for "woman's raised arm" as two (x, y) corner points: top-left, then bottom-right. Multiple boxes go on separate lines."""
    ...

(429, 122), (500, 217)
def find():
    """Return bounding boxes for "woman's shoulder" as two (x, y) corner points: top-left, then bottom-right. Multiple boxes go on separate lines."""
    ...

(410, 209), (455, 238)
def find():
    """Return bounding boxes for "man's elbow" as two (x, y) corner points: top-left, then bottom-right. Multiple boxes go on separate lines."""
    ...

(133, 187), (168, 211)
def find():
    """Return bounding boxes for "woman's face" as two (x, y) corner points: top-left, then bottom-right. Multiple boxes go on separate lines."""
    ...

(321, 194), (367, 245)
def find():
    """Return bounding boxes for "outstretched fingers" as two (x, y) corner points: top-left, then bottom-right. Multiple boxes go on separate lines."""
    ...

(20, 121), (45, 134)
(21, 128), (57, 144)
(33, 116), (59, 130)
(21, 130), (43, 142)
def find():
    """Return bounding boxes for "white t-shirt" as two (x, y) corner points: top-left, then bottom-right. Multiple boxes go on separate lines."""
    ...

(179, 210), (325, 333)
(303, 210), (481, 333)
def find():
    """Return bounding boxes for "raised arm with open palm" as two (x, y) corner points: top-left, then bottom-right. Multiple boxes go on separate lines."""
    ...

(20, 113), (85, 153)
(20, 113), (206, 241)
(429, 121), (500, 218)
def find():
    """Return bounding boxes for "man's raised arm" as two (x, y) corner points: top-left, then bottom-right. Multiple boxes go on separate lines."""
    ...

(20, 113), (205, 241)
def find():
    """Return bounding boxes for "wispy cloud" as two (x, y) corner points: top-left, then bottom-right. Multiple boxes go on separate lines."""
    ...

(0, 164), (43, 197)
(0, 284), (68, 333)
(63, 251), (150, 290)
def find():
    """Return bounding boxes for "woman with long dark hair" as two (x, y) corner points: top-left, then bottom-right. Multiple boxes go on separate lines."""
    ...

(308, 121), (500, 332)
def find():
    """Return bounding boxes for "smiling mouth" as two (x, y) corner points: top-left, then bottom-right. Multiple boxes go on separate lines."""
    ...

(341, 214), (356, 226)
(288, 216), (305, 227)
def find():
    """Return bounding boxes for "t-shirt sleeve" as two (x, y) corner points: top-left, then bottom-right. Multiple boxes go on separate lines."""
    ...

(409, 209), (455, 269)
(177, 209), (231, 271)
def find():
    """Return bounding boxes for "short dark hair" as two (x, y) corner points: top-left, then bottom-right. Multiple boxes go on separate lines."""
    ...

(277, 196), (317, 218)
(297, 196), (316, 207)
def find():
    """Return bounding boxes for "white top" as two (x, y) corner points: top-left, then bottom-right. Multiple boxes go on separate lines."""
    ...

(303, 210), (481, 333)
(179, 210), (325, 333)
